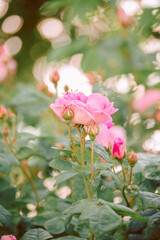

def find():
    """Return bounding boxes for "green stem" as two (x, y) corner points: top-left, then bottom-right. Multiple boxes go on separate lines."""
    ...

(110, 156), (117, 176)
(121, 162), (126, 183)
(80, 128), (90, 199)
(68, 124), (76, 153)
(90, 140), (94, 198)
(128, 167), (133, 185)
(90, 231), (94, 240)
(20, 163), (40, 207)
(122, 186), (130, 208)
(83, 175), (90, 199)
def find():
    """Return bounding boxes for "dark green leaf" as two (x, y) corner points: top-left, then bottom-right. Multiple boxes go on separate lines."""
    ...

(0, 153), (19, 173)
(44, 217), (65, 234)
(144, 164), (160, 181)
(0, 204), (14, 232)
(100, 200), (148, 222)
(49, 156), (73, 171)
(21, 228), (52, 240)
(72, 175), (87, 203)
(139, 191), (160, 209)
(55, 171), (79, 184)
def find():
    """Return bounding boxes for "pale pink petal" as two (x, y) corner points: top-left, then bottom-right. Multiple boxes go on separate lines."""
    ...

(95, 123), (111, 148)
(132, 89), (160, 113)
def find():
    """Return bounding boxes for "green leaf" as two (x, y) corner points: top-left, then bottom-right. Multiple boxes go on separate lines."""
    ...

(139, 191), (160, 209)
(48, 36), (88, 62)
(0, 178), (16, 208)
(0, 153), (19, 173)
(55, 171), (79, 184)
(72, 175), (87, 203)
(144, 164), (160, 181)
(0, 204), (14, 232)
(44, 217), (65, 234)
(40, 0), (72, 15)
(55, 237), (86, 240)
(101, 170), (123, 192)
(89, 205), (122, 236)
(49, 156), (73, 171)
(21, 228), (52, 240)
(100, 200), (148, 222)
(85, 141), (110, 162)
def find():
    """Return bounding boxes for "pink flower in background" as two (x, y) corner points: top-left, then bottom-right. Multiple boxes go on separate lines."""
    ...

(132, 89), (160, 113)
(0, 106), (7, 119)
(50, 92), (117, 126)
(111, 137), (126, 160)
(1, 235), (17, 240)
(0, 45), (17, 83)
(96, 125), (127, 148)
(117, 8), (133, 27)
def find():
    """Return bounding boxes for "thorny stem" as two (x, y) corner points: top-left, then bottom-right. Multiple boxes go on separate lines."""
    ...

(20, 163), (40, 207)
(128, 167), (133, 186)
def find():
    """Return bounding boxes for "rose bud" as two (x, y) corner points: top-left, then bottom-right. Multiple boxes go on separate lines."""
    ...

(111, 137), (126, 160)
(62, 106), (74, 122)
(128, 152), (138, 167)
(117, 8), (133, 28)
(1, 235), (17, 240)
(50, 70), (60, 84)
(64, 85), (69, 92)
(0, 106), (7, 119)
(37, 81), (47, 93)
(88, 122), (99, 141)
(2, 126), (9, 136)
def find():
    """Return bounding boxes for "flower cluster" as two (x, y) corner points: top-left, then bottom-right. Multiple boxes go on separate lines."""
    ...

(0, 45), (17, 83)
(50, 91), (118, 145)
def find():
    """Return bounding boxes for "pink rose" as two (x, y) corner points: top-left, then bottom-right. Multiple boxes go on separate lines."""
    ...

(132, 89), (160, 113)
(1, 235), (17, 240)
(50, 92), (117, 126)
(96, 125), (127, 148)
(111, 137), (126, 160)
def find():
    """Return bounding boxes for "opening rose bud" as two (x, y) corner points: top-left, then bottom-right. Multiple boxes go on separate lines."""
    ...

(112, 137), (126, 160)
(128, 152), (138, 167)
(1, 235), (17, 240)
(88, 122), (99, 141)
(0, 106), (7, 119)
(62, 106), (74, 122)
(50, 70), (60, 84)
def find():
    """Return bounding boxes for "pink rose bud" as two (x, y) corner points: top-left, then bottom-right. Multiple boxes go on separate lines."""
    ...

(0, 106), (7, 119)
(112, 137), (126, 160)
(128, 152), (138, 167)
(88, 122), (99, 141)
(62, 106), (74, 121)
(50, 70), (60, 84)
(1, 235), (17, 240)
(117, 8), (133, 27)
